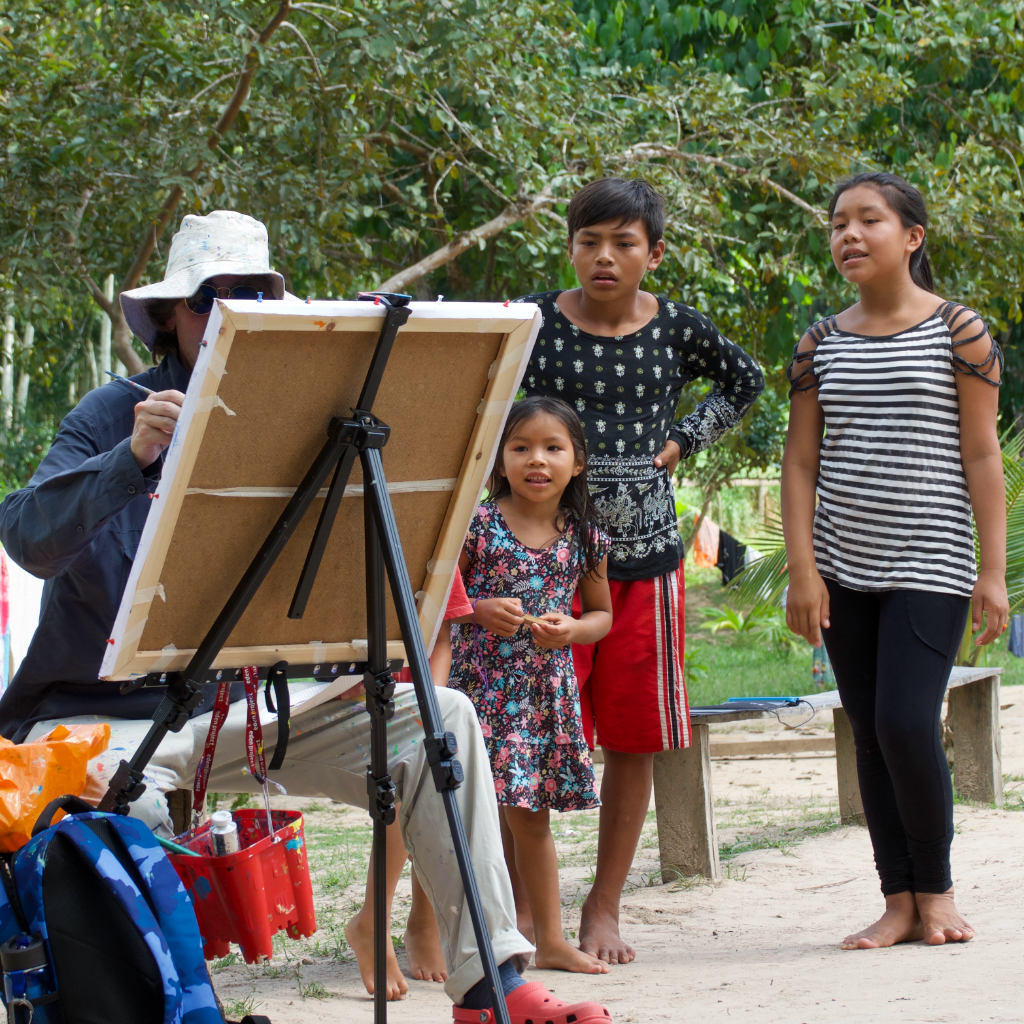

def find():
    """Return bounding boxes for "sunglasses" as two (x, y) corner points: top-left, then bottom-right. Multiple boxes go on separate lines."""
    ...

(184, 283), (268, 315)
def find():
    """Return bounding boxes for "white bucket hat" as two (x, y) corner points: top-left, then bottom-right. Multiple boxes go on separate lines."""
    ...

(120, 210), (286, 349)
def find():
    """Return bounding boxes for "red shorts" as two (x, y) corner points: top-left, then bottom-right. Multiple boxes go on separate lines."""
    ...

(573, 570), (690, 753)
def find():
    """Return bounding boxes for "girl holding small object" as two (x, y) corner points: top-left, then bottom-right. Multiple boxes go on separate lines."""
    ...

(782, 172), (1008, 951)
(450, 396), (613, 975)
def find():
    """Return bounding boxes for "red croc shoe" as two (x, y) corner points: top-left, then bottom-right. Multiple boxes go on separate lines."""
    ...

(452, 980), (613, 1024)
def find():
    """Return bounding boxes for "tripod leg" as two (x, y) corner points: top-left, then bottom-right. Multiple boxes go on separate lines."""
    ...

(361, 447), (511, 1024)
(364, 495), (398, 1024)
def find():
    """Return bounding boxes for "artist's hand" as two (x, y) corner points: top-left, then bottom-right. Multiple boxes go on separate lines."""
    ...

(653, 438), (681, 475)
(529, 612), (575, 649)
(785, 566), (830, 647)
(972, 569), (1009, 647)
(131, 389), (186, 469)
(473, 597), (524, 637)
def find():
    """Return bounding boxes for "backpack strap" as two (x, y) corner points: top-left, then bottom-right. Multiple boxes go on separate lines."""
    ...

(32, 794), (95, 836)
(1, 852), (31, 935)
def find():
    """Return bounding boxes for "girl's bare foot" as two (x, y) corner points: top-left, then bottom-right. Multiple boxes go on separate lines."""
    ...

(915, 889), (974, 945)
(841, 891), (922, 949)
(345, 913), (408, 1000)
(404, 867), (447, 982)
(403, 919), (447, 982)
(579, 895), (635, 964)
(534, 938), (610, 974)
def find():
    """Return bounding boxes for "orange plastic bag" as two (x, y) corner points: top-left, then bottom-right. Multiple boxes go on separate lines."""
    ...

(0, 722), (110, 851)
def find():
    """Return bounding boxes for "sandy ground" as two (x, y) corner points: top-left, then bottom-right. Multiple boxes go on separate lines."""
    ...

(211, 686), (1024, 1024)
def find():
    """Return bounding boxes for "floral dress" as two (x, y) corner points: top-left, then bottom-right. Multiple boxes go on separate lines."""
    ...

(449, 503), (607, 811)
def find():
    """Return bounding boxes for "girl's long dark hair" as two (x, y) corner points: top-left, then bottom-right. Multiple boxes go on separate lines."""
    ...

(828, 171), (935, 292)
(488, 395), (605, 575)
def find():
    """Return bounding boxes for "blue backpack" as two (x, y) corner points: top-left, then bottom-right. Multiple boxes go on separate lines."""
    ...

(0, 796), (265, 1024)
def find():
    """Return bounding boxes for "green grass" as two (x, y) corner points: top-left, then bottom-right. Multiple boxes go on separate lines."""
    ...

(685, 567), (809, 705)
(683, 563), (1024, 704)
(1004, 774), (1024, 811)
(221, 993), (262, 1020)
(686, 638), (806, 706)
(720, 818), (844, 860)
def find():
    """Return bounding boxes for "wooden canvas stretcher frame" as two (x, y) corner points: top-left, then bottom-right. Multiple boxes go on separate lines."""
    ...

(100, 298), (539, 688)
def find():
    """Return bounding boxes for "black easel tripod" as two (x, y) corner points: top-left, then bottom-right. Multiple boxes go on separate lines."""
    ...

(100, 292), (510, 1024)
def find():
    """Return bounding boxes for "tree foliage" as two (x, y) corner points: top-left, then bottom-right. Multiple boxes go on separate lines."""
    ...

(2, 0), (1023, 489)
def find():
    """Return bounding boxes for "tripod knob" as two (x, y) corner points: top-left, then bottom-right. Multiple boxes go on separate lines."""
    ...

(439, 730), (459, 759)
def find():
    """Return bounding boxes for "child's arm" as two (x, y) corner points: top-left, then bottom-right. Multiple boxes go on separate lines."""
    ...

(530, 556), (613, 650)
(955, 320), (1009, 646)
(780, 332), (830, 647)
(664, 311), (765, 467)
(456, 549), (524, 636)
(428, 640), (452, 687)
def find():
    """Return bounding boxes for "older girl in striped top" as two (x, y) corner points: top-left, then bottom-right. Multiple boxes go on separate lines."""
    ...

(782, 172), (1008, 950)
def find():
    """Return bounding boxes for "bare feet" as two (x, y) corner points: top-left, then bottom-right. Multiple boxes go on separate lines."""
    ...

(579, 895), (635, 965)
(915, 889), (974, 946)
(534, 938), (609, 974)
(345, 912), (408, 1001)
(841, 891), (922, 949)
(403, 916), (447, 982)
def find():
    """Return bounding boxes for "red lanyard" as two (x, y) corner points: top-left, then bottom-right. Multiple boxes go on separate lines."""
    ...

(190, 666), (268, 824)
(242, 664), (269, 785)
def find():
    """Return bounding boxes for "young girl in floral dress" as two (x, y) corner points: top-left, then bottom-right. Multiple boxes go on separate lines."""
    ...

(450, 395), (613, 975)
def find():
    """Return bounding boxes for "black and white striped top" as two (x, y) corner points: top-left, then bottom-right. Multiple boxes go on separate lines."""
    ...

(788, 303), (1002, 597)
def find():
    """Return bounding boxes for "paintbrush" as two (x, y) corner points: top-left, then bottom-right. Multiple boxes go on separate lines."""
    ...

(105, 369), (155, 396)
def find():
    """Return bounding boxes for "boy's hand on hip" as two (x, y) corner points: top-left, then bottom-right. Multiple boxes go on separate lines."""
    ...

(653, 439), (681, 475)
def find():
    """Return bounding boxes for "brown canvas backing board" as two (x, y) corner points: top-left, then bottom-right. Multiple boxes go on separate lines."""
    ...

(100, 299), (539, 682)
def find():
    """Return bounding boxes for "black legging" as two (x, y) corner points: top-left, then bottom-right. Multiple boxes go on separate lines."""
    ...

(822, 581), (969, 895)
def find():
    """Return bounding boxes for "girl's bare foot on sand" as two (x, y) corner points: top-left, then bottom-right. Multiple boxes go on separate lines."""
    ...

(915, 889), (974, 945)
(841, 891), (923, 949)
(345, 913), (408, 1000)
(403, 913), (447, 983)
(579, 897), (635, 965)
(534, 938), (610, 974)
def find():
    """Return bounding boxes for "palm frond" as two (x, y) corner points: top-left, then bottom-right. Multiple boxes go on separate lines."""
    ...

(1001, 425), (1024, 611)
(729, 515), (788, 607)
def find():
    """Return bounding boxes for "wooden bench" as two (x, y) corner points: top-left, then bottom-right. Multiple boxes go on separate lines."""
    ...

(651, 665), (1003, 882)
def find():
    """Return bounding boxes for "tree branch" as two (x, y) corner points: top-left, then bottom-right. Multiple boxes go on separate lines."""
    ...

(100, 1), (292, 366)
(621, 143), (826, 224)
(118, 2), (293, 300)
(375, 186), (556, 293)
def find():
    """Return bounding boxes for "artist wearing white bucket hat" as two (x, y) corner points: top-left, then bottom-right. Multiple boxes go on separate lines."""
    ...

(0, 208), (596, 1024)
(120, 210), (286, 352)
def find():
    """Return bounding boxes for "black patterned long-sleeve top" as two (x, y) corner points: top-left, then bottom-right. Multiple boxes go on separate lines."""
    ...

(517, 291), (764, 579)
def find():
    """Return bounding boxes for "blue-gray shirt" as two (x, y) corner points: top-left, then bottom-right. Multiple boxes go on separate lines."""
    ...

(0, 354), (193, 741)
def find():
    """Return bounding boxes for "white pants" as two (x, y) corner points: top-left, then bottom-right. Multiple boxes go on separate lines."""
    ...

(28, 683), (531, 1002)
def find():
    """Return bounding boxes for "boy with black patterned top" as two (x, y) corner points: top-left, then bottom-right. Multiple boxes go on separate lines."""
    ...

(516, 177), (763, 964)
